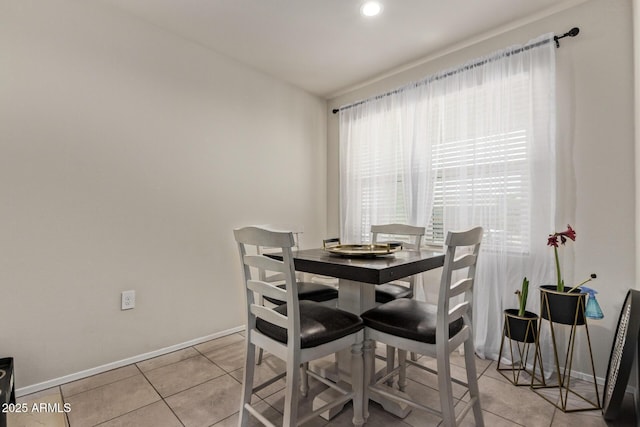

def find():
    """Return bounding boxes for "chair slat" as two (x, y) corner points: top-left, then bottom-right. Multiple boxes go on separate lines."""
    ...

(261, 272), (286, 283)
(250, 304), (288, 329)
(248, 279), (287, 300)
(445, 226), (483, 247)
(372, 224), (425, 251)
(243, 254), (285, 273)
(452, 253), (477, 270)
(448, 301), (469, 321)
(371, 223), (425, 236)
(234, 226), (295, 248)
(449, 278), (473, 298)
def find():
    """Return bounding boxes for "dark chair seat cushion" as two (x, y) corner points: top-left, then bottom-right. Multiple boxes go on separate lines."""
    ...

(256, 300), (363, 348)
(375, 283), (413, 304)
(263, 281), (338, 305)
(361, 299), (464, 344)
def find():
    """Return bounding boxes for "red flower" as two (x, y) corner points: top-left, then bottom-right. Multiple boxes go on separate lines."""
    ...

(558, 225), (576, 243)
(547, 225), (576, 247)
(548, 224), (577, 292)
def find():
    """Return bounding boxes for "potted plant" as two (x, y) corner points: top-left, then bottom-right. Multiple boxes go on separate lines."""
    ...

(532, 224), (601, 412)
(503, 277), (538, 343)
(539, 225), (596, 326)
(498, 277), (545, 386)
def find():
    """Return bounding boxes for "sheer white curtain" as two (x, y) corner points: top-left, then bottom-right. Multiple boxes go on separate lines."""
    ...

(339, 34), (557, 359)
(339, 89), (434, 244)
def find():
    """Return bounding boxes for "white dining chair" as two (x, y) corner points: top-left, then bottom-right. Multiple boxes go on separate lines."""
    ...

(254, 232), (338, 368)
(371, 223), (425, 304)
(234, 226), (365, 427)
(361, 226), (484, 427)
(371, 223), (426, 379)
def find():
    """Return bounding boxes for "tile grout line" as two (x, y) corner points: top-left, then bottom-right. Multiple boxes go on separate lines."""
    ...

(136, 357), (187, 427)
(138, 352), (202, 376)
(60, 365), (142, 400)
(88, 400), (171, 427)
(192, 334), (251, 376)
(144, 364), (229, 400)
(477, 365), (554, 426)
(62, 366), (160, 427)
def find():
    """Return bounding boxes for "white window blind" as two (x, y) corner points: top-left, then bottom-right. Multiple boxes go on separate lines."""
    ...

(425, 75), (530, 252)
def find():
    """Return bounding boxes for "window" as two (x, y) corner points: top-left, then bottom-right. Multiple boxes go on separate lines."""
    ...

(342, 73), (532, 252)
(426, 75), (531, 252)
(339, 33), (556, 360)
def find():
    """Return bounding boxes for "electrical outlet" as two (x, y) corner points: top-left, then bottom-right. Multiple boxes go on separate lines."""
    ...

(121, 290), (135, 310)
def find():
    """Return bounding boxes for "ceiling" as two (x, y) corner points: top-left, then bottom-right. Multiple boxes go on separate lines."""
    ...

(99, 0), (583, 98)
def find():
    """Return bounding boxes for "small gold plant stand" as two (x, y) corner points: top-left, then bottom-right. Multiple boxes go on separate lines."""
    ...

(530, 286), (601, 412)
(497, 309), (546, 386)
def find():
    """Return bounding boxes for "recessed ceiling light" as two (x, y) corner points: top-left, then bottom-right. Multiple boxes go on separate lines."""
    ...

(360, 1), (382, 17)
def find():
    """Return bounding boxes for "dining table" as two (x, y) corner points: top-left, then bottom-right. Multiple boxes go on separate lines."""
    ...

(272, 246), (446, 419)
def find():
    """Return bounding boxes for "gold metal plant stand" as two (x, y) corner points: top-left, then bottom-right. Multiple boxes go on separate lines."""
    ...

(530, 288), (601, 412)
(497, 310), (546, 386)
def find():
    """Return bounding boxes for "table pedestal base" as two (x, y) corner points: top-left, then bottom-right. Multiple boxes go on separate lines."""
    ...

(369, 387), (412, 418)
(313, 382), (350, 420)
(312, 358), (413, 421)
(312, 383), (412, 421)
(309, 357), (339, 383)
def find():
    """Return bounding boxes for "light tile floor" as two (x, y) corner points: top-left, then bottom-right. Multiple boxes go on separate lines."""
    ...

(8, 332), (636, 427)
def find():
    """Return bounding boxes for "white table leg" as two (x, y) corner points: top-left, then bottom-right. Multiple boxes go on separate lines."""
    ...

(314, 279), (410, 419)
(314, 279), (374, 419)
(338, 279), (377, 314)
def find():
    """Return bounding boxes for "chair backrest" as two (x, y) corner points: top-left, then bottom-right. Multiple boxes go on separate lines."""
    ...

(437, 227), (483, 346)
(371, 224), (425, 251)
(256, 231), (302, 284)
(234, 226), (301, 346)
(371, 224), (426, 289)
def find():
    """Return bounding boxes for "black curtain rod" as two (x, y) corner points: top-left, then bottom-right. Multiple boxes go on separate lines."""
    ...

(332, 27), (579, 114)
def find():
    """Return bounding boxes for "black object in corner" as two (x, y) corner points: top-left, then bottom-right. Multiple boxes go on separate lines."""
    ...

(0, 357), (15, 427)
(602, 290), (640, 421)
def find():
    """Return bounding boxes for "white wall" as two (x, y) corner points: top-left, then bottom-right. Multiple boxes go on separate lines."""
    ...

(0, 0), (327, 389)
(328, 0), (635, 379)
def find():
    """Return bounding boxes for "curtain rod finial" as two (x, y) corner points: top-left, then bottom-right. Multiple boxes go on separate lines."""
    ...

(567, 27), (580, 37)
(554, 26), (580, 48)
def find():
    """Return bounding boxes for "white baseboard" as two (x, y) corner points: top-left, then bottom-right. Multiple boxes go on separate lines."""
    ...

(16, 325), (246, 397)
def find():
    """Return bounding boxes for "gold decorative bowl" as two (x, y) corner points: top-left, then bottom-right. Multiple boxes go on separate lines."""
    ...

(323, 241), (402, 257)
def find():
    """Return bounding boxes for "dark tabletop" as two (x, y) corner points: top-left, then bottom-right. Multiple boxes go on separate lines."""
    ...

(275, 248), (445, 285)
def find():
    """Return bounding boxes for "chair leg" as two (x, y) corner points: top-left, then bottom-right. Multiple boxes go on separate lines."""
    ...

(397, 349), (407, 392)
(351, 340), (365, 427)
(283, 354), (301, 427)
(463, 337), (484, 427)
(385, 345), (396, 386)
(256, 295), (265, 365)
(363, 338), (375, 421)
(239, 340), (257, 427)
(300, 363), (309, 397)
(436, 348), (456, 427)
